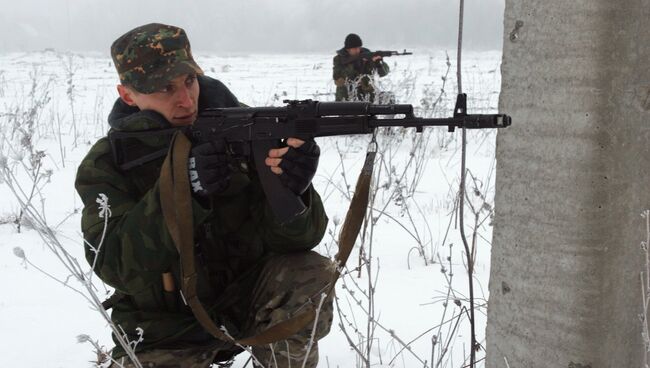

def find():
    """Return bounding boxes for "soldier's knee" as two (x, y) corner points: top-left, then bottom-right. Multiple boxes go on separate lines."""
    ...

(261, 252), (334, 295)
(298, 252), (335, 284)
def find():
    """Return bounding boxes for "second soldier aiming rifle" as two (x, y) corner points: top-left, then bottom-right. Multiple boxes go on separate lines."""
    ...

(109, 93), (511, 223)
(340, 49), (413, 64)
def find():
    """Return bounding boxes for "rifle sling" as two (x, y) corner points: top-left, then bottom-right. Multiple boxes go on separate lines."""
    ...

(159, 132), (233, 342)
(159, 130), (375, 346)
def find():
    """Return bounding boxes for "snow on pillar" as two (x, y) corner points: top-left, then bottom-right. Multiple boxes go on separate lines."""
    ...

(486, 0), (650, 367)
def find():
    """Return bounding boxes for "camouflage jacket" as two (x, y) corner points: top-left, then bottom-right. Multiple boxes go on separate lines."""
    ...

(75, 75), (328, 357)
(332, 47), (390, 101)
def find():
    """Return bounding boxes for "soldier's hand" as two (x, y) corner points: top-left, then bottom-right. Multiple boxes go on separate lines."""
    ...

(188, 140), (231, 197)
(372, 55), (383, 62)
(265, 138), (320, 195)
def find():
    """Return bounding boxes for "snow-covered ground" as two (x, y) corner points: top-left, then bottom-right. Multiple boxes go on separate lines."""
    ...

(0, 49), (502, 367)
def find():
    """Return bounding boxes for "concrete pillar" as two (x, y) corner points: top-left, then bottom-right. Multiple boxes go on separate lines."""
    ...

(486, 1), (650, 367)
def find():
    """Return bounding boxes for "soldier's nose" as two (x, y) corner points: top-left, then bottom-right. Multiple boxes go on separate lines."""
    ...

(176, 86), (195, 109)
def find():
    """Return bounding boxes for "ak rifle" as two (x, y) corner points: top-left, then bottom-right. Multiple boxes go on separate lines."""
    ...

(109, 94), (511, 223)
(340, 49), (413, 64)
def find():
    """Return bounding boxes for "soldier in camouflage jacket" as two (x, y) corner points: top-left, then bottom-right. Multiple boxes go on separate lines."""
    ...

(75, 23), (333, 368)
(333, 33), (390, 102)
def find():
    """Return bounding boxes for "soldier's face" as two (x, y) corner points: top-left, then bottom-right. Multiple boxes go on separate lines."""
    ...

(118, 73), (200, 126)
(347, 47), (362, 56)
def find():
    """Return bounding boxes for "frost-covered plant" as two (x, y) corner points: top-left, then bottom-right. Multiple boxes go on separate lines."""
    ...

(0, 74), (143, 366)
(62, 52), (80, 147)
(342, 68), (416, 106)
(77, 334), (112, 368)
(419, 53), (452, 119)
(4, 187), (145, 368)
(322, 54), (497, 366)
(0, 66), (54, 232)
(326, 128), (440, 368)
(0, 70), (6, 98)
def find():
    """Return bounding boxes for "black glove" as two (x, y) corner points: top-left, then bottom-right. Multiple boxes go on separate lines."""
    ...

(278, 139), (320, 195)
(188, 140), (231, 197)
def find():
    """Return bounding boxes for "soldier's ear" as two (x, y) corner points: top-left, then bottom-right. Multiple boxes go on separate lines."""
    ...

(117, 84), (138, 106)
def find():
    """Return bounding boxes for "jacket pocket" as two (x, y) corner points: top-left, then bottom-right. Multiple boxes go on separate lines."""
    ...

(130, 279), (178, 312)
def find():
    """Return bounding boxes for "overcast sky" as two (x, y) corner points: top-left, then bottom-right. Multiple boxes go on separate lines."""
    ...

(0, 0), (505, 54)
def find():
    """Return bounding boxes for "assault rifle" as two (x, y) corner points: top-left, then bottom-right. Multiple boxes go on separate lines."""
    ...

(340, 49), (413, 64)
(109, 94), (511, 223)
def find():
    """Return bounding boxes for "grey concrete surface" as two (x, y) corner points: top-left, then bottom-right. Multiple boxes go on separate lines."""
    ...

(487, 1), (650, 367)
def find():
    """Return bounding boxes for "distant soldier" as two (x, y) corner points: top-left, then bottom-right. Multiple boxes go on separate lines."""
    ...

(333, 33), (390, 102)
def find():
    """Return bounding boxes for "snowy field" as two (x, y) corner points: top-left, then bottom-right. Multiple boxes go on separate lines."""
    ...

(0, 49), (502, 367)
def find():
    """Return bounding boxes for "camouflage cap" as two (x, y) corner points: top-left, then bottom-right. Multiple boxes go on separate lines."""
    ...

(111, 23), (203, 94)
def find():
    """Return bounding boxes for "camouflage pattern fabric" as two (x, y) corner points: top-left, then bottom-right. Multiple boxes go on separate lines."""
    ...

(111, 23), (203, 94)
(110, 252), (334, 368)
(246, 252), (334, 368)
(75, 75), (329, 359)
(332, 47), (390, 102)
(111, 344), (228, 368)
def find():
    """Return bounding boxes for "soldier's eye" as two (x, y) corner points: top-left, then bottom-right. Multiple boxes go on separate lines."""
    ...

(185, 75), (196, 87)
(160, 85), (174, 93)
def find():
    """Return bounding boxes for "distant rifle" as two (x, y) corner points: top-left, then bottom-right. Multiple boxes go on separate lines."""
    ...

(340, 49), (413, 64)
(109, 94), (511, 223)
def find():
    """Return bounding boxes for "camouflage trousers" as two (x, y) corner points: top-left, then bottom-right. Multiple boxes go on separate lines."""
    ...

(113, 251), (334, 368)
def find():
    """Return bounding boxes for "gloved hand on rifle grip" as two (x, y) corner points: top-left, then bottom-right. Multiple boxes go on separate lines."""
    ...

(188, 140), (231, 197)
(278, 139), (320, 195)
